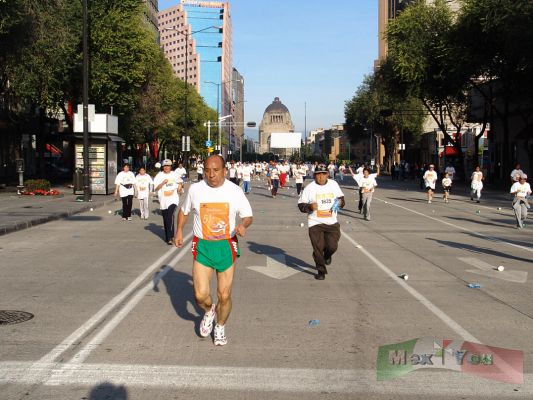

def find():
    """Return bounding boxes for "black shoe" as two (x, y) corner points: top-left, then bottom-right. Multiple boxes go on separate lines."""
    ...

(476, 200), (480, 203)
(325, 255), (332, 265)
(315, 272), (325, 280)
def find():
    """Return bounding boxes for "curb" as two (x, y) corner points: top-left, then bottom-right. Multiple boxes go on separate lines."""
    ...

(0, 198), (116, 237)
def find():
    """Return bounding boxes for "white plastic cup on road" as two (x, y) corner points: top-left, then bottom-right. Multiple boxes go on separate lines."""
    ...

(300, 222), (305, 227)
(108, 210), (112, 214)
(399, 273), (409, 280)
(90, 208), (94, 211)
(497, 266), (505, 272)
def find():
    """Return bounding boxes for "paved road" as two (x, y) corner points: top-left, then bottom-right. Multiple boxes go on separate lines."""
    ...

(1, 176), (532, 399)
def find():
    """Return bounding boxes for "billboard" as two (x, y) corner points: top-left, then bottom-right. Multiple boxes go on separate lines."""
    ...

(269, 132), (302, 149)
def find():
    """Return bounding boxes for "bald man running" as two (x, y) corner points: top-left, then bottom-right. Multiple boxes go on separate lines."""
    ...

(175, 155), (253, 346)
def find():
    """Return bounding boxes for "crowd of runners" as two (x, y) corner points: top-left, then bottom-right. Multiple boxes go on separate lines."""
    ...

(111, 156), (530, 346)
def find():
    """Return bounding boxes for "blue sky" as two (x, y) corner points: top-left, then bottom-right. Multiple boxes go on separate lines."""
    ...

(158, 0), (378, 140)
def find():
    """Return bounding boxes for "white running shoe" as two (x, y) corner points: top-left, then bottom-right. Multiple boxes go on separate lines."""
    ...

(200, 304), (216, 338)
(214, 324), (227, 346)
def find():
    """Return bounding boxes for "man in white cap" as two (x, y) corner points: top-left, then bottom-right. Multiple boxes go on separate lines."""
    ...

(510, 174), (531, 229)
(298, 164), (345, 280)
(154, 159), (182, 244)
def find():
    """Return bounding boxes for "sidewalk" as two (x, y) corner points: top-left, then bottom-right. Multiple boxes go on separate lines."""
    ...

(0, 186), (115, 236)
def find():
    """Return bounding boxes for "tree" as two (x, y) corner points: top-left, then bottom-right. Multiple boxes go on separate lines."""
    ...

(3, 0), (81, 176)
(454, 0), (533, 174)
(386, 0), (470, 173)
(344, 66), (424, 171)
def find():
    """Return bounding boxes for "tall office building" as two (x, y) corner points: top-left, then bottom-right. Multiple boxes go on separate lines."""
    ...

(378, 0), (459, 62)
(158, 1), (232, 122)
(231, 67), (244, 151)
(377, 0), (416, 62)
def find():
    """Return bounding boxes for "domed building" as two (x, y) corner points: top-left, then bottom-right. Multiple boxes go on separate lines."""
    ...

(258, 97), (295, 156)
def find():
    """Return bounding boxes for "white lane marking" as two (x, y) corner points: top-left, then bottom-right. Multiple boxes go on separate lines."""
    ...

(248, 254), (313, 279)
(37, 232), (192, 365)
(374, 197), (533, 253)
(1, 362), (531, 395)
(67, 243), (192, 365)
(340, 230), (479, 343)
(459, 257), (528, 283)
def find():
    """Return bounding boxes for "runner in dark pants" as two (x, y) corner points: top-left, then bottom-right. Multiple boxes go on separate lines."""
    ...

(298, 164), (345, 280)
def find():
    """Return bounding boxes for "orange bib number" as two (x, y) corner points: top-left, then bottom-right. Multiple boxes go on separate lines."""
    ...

(200, 202), (230, 240)
(316, 193), (334, 218)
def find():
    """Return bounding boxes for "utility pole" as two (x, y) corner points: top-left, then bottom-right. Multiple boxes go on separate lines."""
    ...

(82, 0), (91, 202)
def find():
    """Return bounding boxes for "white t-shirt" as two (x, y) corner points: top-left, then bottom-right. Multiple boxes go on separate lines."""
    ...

(181, 180), (253, 240)
(510, 182), (531, 198)
(328, 164), (336, 173)
(270, 167), (280, 180)
(175, 167), (186, 179)
(242, 166), (252, 181)
(298, 180), (344, 228)
(442, 177), (452, 188)
(153, 171), (182, 210)
(445, 166), (456, 180)
(115, 171), (136, 197)
(360, 176), (377, 193)
(236, 165), (243, 179)
(510, 169), (524, 182)
(135, 173), (153, 200)
(423, 170), (438, 189)
(197, 163), (204, 174)
(294, 168), (305, 184)
(228, 167), (237, 178)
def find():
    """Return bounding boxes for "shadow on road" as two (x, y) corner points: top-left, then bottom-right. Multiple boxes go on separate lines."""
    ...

(427, 237), (533, 264)
(88, 382), (128, 400)
(65, 216), (103, 221)
(144, 222), (165, 241)
(156, 267), (203, 335)
(465, 232), (533, 250)
(246, 241), (316, 276)
(445, 216), (511, 228)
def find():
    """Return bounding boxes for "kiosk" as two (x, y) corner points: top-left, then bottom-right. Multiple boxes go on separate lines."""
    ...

(73, 112), (123, 195)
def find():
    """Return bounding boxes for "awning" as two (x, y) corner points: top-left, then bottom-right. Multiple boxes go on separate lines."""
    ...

(45, 143), (62, 155)
(439, 146), (460, 157)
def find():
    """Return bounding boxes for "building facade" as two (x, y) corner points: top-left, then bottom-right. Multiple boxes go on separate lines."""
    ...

(258, 97), (295, 155)
(231, 67), (244, 152)
(158, 1), (232, 117)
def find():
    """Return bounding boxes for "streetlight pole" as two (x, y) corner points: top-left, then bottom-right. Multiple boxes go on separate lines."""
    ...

(82, 0), (90, 202)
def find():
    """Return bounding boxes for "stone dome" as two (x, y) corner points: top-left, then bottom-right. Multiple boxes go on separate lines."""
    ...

(264, 97), (289, 114)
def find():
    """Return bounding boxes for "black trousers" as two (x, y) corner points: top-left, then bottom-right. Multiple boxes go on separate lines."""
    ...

(358, 188), (363, 212)
(308, 223), (341, 274)
(121, 195), (133, 218)
(296, 183), (303, 195)
(161, 204), (177, 242)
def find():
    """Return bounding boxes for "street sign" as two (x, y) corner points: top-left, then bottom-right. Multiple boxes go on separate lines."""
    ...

(208, 147), (214, 153)
(205, 140), (212, 147)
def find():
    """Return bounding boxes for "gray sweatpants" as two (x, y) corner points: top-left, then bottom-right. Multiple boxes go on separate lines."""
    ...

(513, 198), (528, 228)
(138, 197), (150, 219)
(362, 192), (373, 220)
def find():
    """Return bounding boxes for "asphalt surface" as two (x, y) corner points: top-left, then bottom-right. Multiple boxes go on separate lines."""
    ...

(1, 176), (532, 399)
